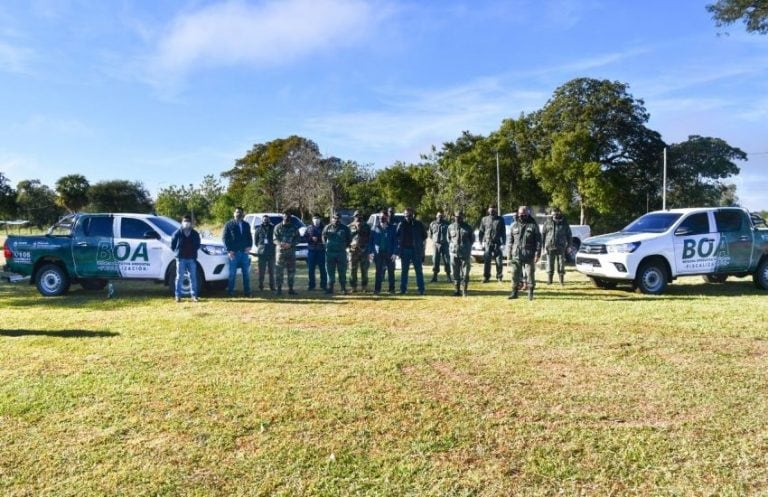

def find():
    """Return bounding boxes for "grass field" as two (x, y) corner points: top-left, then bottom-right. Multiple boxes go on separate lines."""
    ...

(1, 250), (768, 496)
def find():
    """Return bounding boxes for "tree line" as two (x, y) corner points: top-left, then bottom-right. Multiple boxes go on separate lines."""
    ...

(0, 77), (757, 232)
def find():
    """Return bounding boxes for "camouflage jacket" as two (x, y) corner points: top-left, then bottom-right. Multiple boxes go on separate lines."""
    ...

(273, 221), (301, 250)
(348, 221), (371, 254)
(509, 218), (541, 262)
(448, 221), (475, 259)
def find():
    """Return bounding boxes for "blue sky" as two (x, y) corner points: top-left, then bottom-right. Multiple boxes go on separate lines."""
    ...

(1, 0), (767, 210)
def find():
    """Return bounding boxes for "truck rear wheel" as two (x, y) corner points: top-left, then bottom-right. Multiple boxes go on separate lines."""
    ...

(635, 261), (668, 295)
(35, 263), (70, 297)
(754, 259), (768, 290)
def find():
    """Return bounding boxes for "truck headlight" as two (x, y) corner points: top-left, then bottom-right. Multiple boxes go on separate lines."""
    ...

(606, 241), (640, 253)
(201, 244), (227, 256)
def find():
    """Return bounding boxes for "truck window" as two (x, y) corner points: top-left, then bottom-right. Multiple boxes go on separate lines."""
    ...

(676, 212), (709, 236)
(714, 210), (743, 233)
(121, 218), (155, 239)
(84, 216), (113, 237)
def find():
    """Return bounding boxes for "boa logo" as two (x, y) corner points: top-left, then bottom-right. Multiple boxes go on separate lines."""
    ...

(682, 237), (727, 260)
(97, 242), (149, 262)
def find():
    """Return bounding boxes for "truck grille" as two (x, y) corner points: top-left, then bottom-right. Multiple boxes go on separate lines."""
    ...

(576, 256), (601, 267)
(579, 243), (606, 255)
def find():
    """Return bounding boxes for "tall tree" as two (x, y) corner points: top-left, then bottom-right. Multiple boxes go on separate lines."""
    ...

(55, 174), (90, 213)
(87, 180), (154, 213)
(532, 78), (664, 225)
(0, 172), (16, 219)
(16, 179), (62, 227)
(665, 135), (746, 207)
(707, 0), (768, 34)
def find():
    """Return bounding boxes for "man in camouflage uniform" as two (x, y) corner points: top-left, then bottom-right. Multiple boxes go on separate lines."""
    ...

(273, 211), (301, 296)
(323, 212), (352, 294)
(479, 205), (506, 282)
(541, 207), (572, 286)
(508, 205), (541, 300)
(348, 211), (371, 292)
(304, 213), (327, 291)
(448, 211), (475, 297)
(253, 214), (276, 291)
(428, 211), (452, 283)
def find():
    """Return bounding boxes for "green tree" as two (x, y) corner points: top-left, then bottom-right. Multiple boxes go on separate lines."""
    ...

(533, 78), (664, 225)
(16, 179), (62, 228)
(87, 180), (154, 213)
(0, 172), (16, 219)
(55, 174), (90, 213)
(665, 135), (746, 207)
(707, 0), (768, 34)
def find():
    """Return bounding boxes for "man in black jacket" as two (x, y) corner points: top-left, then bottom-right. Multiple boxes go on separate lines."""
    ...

(170, 214), (201, 302)
(395, 207), (427, 295)
(222, 207), (253, 297)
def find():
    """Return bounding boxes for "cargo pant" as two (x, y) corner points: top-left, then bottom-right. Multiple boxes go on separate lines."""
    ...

(511, 257), (536, 291)
(257, 250), (275, 290)
(349, 248), (369, 289)
(483, 242), (504, 280)
(547, 249), (566, 277)
(432, 242), (451, 278)
(451, 254), (470, 286)
(326, 250), (348, 288)
(275, 247), (296, 290)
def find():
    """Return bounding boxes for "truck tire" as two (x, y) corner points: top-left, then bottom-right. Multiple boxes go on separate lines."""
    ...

(635, 260), (668, 295)
(590, 277), (617, 289)
(702, 274), (728, 284)
(80, 278), (108, 290)
(35, 263), (71, 297)
(754, 259), (768, 290)
(168, 261), (206, 297)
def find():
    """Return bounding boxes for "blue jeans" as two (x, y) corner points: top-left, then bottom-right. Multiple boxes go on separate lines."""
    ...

(175, 258), (198, 298)
(307, 250), (327, 289)
(399, 248), (425, 294)
(227, 250), (251, 295)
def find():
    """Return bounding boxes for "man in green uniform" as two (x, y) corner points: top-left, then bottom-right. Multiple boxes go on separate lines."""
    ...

(508, 205), (541, 300)
(323, 212), (352, 295)
(429, 211), (452, 283)
(479, 205), (506, 282)
(541, 207), (572, 285)
(447, 211), (474, 297)
(273, 211), (301, 296)
(348, 211), (371, 292)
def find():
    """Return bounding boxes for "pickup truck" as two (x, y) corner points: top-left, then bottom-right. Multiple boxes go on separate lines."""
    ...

(2, 213), (230, 297)
(575, 207), (768, 294)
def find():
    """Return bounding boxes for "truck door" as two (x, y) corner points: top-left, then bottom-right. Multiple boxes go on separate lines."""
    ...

(72, 215), (120, 278)
(673, 212), (716, 275)
(713, 209), (753, 272)
(115, 217), (165, 279)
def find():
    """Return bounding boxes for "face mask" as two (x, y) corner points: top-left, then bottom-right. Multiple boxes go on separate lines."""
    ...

(234, 213), (243, 221)
(313, 219), (321, 227)
(181, 221), (192, 230)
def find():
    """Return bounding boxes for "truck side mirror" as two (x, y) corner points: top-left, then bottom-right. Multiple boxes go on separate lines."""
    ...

(674, 227), (692, 236)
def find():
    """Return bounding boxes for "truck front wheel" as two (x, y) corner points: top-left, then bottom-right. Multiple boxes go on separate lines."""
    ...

(36, 263), (71, 297)
(754, 259), (768, 290)
(635, 261), (668, 295)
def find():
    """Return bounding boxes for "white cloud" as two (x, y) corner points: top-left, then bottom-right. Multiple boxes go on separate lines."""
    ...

(148, 0), (382, 82)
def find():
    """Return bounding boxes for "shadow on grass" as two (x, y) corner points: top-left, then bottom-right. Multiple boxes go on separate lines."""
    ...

(0, 329), (119, 338)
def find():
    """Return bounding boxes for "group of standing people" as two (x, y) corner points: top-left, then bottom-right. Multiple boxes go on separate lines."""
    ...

(171, 204), (572, 302)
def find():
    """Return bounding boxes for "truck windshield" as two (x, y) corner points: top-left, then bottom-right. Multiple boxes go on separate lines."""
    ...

(148, 216), (180, 236)
(622, 212), (682, 233)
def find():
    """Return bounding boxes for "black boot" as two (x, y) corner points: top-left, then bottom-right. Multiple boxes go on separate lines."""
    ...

(559, 274), (565, 286)
(508, 289), (518, 299)
(453, 284), (461, 296)
(325, 284), (334, 294)
(547, 274), (553, 284)
(288, 285), (298, 295)
(430, 274), (438, 283)
(462, 282), (468, 297)
(528, 287), (534, 301)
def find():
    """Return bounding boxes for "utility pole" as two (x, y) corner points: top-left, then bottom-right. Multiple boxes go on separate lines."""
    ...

(495, 150), (501, 210)
(663, 147), (667, 210)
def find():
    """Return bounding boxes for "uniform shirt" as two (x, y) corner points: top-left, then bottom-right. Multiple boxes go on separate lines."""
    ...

(274, 221), (301, 249)
(429, 220), (450, 245)
(322, 222), (352, 252)
(254, 222), (275, 255)
(479, 214), (506, 246)
(542, 217), (572, 252)
(448, 221), (475, 258)
(509, 218), (542, 262)
(349, 221), (371, 253)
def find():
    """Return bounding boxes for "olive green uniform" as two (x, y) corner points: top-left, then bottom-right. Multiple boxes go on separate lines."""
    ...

(322, 222), (352, 292)
(348, 220), (371, 291)
(509, 217), (541, 299)
(273, 221), (301, 293)
(542, 216), (572, 284)
(448, 220), (474, 296)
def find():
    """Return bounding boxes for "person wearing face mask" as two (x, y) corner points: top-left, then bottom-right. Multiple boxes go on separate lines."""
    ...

(541, 207), (572, 286)
(508, 205), (541, 300)
(304, 213), (327, 291)
(367, 213), (398, 295)
(222, 207), (253, 297)
(447, 211), (474, 297)
(171, 214), (202, 302)
(254, 214), (276, 292)
(428, 211), (452, 283)
(395, 206), (428, 295)
(478, 205), (506, 283)
(273, 211), (301, 296)
(322, 212), (352, 294)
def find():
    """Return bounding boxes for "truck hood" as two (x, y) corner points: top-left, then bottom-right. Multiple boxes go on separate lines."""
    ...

(584, 231), (660, 245)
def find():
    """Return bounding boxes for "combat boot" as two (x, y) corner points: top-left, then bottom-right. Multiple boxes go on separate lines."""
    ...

(559, 274), (565, 286)
(276, 286), (282, 296)
(430, 274), (438, 283)
(325, 284), (334, 295)
(547, 274), (553, 285)
(351, 284), (357, 293)
(462, 282), (468, 297)
(446, 274), (453, 283)
(340, 284), (348, 295)
(361, 285), (368, 293)
(528, 287), (534, 301)
(508, 289), (518, 299)
(288, 285), (297, 295)
(453, 284), (461, 297)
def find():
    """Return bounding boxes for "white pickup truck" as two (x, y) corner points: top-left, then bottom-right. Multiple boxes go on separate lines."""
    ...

(576, 207), (768, 294)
